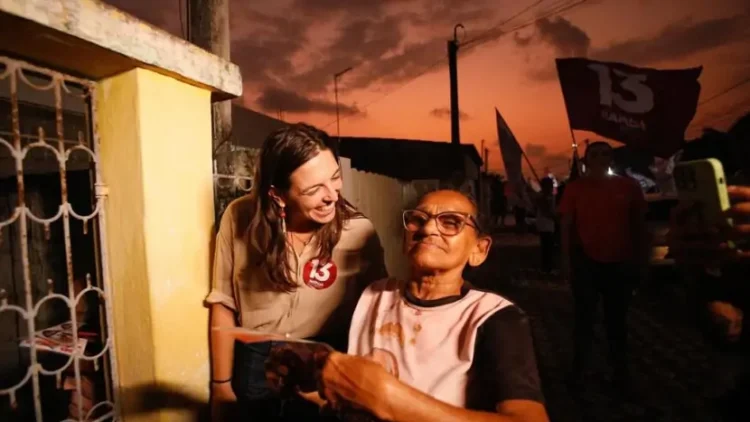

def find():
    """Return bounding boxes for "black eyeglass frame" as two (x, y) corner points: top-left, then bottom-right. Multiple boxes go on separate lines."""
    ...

(402, 209), (480, 236)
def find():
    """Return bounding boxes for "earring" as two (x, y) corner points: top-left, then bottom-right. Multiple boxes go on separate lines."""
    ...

(279, 206), (287, 234)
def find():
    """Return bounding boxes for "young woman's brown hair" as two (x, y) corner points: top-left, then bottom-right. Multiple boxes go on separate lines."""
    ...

(247, 123), (358, 291)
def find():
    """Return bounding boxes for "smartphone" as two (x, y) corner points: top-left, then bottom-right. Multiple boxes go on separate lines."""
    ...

(673, 159), (734, 242)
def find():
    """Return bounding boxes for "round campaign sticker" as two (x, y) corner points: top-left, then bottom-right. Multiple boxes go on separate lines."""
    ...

(302, 258), (338, 289)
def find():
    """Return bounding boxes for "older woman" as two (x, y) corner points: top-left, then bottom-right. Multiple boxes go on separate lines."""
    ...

(274, 190), (548, 421)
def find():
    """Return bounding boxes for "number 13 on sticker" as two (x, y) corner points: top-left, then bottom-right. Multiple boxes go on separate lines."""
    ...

(303, 258), (338, 289)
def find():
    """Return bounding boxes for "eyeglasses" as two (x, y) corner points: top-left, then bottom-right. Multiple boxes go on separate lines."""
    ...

(402, 209), (479, 236)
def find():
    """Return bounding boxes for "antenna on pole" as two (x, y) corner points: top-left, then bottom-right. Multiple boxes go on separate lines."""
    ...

(448, 24), (464, 145)
(334, 66), (354, 142)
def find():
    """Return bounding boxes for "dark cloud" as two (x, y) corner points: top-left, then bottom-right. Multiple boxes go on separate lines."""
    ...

(347, 36), (446, 90)
(244, 0), (499, 101)
(535, 17), (591, 57)
(513, 32), (533, 47)
(256, 87), (361, 116)
(429, 107), (470, 120)
(289, 16), (405, 94)
(518, 12), (750, 81)
(525, 143), (547, 157)
(511, 17), (590, 81)
(103, 0), (504, 116)
(593, 13), (750, 64)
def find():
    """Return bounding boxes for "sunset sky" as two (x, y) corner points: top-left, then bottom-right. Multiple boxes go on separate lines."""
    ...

(104, 0), (750, 177)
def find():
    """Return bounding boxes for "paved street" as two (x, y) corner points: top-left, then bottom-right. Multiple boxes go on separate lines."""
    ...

(472, 231), (726, 422)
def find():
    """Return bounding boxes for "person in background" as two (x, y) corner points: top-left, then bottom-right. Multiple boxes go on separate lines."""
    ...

(669, 115), (749, 421)
(559, 141), (648, 391)
(204, 123), (387, 421)
(513, 204), (528, 234)
(670, 184), (749, 422)
(491, 179), (508, 229)
(535, 177), (557, 274)
(554, 181), (567, 250)
(270, 190), (548, 421)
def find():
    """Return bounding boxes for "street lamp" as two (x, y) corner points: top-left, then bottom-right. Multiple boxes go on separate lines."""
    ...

(334, 66), (354, 141)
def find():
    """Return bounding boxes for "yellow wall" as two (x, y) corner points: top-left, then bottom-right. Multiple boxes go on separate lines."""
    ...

(97, 68), (214, 421)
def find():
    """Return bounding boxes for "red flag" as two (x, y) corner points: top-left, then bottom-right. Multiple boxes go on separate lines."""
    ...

(556, 58), (702, 158)
(496, 108), (532, 209)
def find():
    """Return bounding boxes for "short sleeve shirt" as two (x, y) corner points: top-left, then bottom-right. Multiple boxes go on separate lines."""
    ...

(348, 279), (544, 409)
(558, 176), (646, 262)
(204, 195), (388, 342)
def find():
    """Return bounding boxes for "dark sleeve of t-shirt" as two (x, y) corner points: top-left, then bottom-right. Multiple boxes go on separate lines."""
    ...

(469, 305), (545, 408)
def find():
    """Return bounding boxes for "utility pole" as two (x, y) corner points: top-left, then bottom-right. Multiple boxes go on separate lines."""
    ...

(448, 24), (463, 145)
(480, 139), (487, 173)
(484, 148), (490, 174)
(334, 66), (353, 141)
(188, 0), (231, 152)
(479, 139), (487, 213)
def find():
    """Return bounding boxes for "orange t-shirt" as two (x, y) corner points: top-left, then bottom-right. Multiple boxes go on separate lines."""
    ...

(558, 176), (646, 263)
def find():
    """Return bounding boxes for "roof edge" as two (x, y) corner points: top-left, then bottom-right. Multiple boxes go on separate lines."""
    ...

(0, 0), (242, 98)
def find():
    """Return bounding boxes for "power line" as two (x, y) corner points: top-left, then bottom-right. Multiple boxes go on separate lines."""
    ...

(460, 0), (548, 49)
(691, 89), (750, 127)
(323, 0), (557, 129)
(462, 0), (590, 55)
(689, 96), (750, 131)
(323, 0), (591, 129)
(697, 75), (750, 107)
(683, 75), (750, 132)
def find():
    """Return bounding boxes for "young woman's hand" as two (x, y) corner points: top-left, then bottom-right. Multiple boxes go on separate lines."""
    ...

(210, 381), (237, 421)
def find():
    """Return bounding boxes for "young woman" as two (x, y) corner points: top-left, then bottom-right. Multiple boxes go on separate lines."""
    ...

(204, 123), (387, 420)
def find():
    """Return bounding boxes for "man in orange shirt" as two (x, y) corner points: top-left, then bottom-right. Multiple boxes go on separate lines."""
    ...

(559, 141), (648, 391)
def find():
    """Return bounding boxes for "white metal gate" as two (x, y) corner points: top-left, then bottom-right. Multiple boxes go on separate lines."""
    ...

(0, 56), (118, 421)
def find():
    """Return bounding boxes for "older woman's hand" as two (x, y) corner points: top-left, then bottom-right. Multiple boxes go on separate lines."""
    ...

(320, 352), (399, 420)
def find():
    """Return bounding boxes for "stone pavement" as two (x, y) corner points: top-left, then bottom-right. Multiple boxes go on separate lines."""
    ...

(471, 232), (727, 422)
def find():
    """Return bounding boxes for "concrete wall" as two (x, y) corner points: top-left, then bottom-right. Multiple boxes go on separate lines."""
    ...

(97, 68), (214, 421)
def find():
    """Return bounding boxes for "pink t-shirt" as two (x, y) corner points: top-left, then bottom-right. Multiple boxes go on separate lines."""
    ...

(348, 278), (515, 407)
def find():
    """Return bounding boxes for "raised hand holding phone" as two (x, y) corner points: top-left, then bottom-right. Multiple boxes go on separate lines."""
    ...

(671, 159), (735, 264)
(725, 185), (750, 259)
(670, 159), (750, 264)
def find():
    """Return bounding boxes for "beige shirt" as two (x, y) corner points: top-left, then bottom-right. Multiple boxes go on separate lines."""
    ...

(205, 195), (387, 341)
(348, 278), (512, 407)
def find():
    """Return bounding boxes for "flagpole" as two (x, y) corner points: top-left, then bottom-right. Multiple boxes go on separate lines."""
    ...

(555, 59), (580, 161)
(521, 149), (541, 183)
(560, 93), (582, 179)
